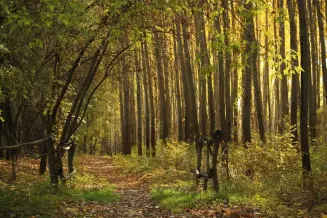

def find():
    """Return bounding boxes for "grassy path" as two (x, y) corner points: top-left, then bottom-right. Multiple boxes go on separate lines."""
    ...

(78, 155), (173, 217)
(0, 155), (259, 217)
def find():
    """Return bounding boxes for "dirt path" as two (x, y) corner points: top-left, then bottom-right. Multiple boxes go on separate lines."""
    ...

(75, 156), (176, 218)
(59, 156), (258, 218)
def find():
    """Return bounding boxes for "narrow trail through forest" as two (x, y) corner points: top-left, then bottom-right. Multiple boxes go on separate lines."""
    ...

(73, 156), (220, 218)
(77, 156), (172, 217)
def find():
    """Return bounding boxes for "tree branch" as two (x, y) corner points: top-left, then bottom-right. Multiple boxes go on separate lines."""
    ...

(0, 137), (50, 151)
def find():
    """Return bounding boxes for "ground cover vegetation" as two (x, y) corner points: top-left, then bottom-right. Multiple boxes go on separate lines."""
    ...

(1, 0), (327, 217)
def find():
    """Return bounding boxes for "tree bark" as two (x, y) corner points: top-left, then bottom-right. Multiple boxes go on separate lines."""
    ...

(287, 0), (299, 142)
(135, 48), (143, 156)
(141, 40), (151, 156)
(153, 32), (169, 142)
(173, 29), (184, 141)
(144, 39), (156, 156)
(314, 1), (327, 105)
(176, 15), (191, 142)
(263, 7), (271, 132)
(308, 1), (317, 140)
(242, 1), (253, 144)
(297, 0), (313, 192)
(279, 0), (288, 133)
(194, 2), (207, 137)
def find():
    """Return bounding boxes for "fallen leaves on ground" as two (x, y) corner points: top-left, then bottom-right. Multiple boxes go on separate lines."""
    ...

(0, 156), (262, 217)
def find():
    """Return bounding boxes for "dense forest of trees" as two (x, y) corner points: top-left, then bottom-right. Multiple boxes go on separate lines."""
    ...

(1, 0), (327, 204)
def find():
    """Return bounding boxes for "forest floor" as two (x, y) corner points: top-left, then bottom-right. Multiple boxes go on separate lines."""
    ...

(0, 155), (261, 218)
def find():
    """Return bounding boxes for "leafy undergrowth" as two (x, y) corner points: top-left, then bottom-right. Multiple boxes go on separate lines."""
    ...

(0, 158), (118, 217)
(112, 137), (327, 217)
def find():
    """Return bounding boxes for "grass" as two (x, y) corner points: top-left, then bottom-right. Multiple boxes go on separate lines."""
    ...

(79, 187), (119, 202)
(150, 180), (255, 213)
(151, 187), (220, 212)
(0, 160), (119, 217)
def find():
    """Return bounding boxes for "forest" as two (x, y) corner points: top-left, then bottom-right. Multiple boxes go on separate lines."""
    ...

(1, 0), (327, 217)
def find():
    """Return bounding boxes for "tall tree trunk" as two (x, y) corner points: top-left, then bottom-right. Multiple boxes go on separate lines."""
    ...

(215, 13), (226, 146)
(119, 75), (124, 155)
(122, 49), (132, 155)
(308, 1), (317, 140)
(263, 7), (271, 132)
(314, 1), (327, 105)
(287, 0), (299, 142)
(242, 0), (253, 144)
(144, 39), (156, 156)
(141, 40), (150, 156)
(135, 48), (143, 156)
(173, 29), (184, 141)
(230, 0), (238, 142)
(154, 32), (169, 142)
(130, 70), (137, 149)
(297, 0), (313, 192)
(252, 35), (265, 143)
(176, 15), (191, 142)
(273, 0), (280, 133)
(163, 34), (172, 138)
(223, 0), (231, 177)
(194, 3), (207, 137)
(279, 0), (288, 133)
(181, 14), (200, 174)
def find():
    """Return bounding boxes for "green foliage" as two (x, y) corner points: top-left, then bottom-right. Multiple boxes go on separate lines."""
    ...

(79, 187), (119, 202)
(0, 171), (118, 217)
(151, 187), (218, 212)
(114, 131), (327, 217)
(113, 140), (196, 175)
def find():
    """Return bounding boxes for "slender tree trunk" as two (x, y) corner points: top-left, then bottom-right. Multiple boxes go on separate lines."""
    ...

(230, 0), (238, 142)
(314, 1), (327, 105)
(163, 34), (171, 138)
(154, 32), (169, 142)
(121, 42), (132, 155)
(135, 48), (142, 156)
(119, 75), (124, 154)
(223, 0), (231, 177)
(130, 70), (137, 149)
(279, 0), (288, 133)
(215, 12), (226, 148)
(297, 0), (313, 192)
(263, 8), (270, 132)
(252, 37), (266, 143)
(308, 1), (317, 140)
(181, 14), (200, 176)
(141, 40), (150, 156)
(242, 0), (253, 144)
(173, 30), (184, 141)
(287, 0), (299, 142)
(194, 4), (207, 137)
(273, 0), (280, 133)
(176, 16), (191, 142)
(144, 39), (156, 156)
